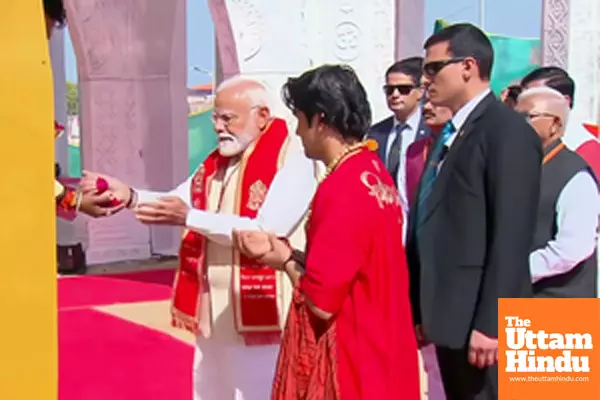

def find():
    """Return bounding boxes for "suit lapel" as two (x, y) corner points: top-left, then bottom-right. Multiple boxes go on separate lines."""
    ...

(419, 93), (496, 227)
(369, 117), (394, 163)
(415, 118), (431, 142)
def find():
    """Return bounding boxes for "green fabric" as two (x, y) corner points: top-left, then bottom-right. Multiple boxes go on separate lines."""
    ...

(433, 19), (541, 94)
(67, 108), (217, 177)
(187, 108), (217, 173)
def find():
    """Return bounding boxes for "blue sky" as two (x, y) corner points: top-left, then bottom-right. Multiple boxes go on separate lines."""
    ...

(63, 0), (542, 86)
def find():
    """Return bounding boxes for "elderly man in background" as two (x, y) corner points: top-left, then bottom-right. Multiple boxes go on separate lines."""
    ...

(516, 86), (599, 298)
(82, 76), (317, 400)
(521, 67), (600, 177)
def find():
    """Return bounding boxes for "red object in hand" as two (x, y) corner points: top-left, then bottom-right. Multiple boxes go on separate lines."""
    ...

(95, 177), (122, 207)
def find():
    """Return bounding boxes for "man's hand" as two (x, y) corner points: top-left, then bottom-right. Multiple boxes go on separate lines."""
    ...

(233, 230), (291, 269)
(134, 196), (189, 226)
(80, 170), (132, 205)
(469, 330), (498, 369)
(78, 191), (126, 217)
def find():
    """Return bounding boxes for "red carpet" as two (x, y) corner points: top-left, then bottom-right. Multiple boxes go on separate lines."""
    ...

(59, 269), (175, 308)
(59, 308), (193, 400)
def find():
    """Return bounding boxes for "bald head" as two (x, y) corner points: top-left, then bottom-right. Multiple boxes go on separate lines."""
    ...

(212, 76), (273, 157)
(516, 86), (570, 147)
(216, 76), (273, 109)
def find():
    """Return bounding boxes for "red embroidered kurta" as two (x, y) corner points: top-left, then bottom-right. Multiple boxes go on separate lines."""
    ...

(272, 149), (421, 400)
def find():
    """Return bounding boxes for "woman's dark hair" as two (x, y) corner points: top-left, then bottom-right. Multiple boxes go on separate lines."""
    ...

(282, 64), (372, 141)
(43, 0), (67, 27)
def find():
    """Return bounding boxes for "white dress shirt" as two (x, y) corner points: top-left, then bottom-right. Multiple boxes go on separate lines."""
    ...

(385, 109), (421, 242)
(135, 136), (317, 247)
(530, 169), (600, 283)
(445, 88), (492, 149)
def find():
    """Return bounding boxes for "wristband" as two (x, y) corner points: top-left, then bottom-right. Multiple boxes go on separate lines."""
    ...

(126, 187), (136, 208)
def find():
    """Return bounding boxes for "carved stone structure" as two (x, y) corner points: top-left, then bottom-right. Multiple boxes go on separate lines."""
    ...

(209, 0), (419, 124)
(541, 0), (600, 126)
(65, 0), (188, 263)
(60, 0), (426, 264)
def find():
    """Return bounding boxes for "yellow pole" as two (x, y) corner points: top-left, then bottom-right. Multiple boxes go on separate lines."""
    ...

(0, 1), (57, 399)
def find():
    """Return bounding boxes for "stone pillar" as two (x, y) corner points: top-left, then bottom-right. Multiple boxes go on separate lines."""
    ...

(49, 29), (69, 171)
(149, 0), (189, 256)
(395, 0), (425, 60)
(65, 0), (188, 264)
(209, 0), (402, 124)
(542, 0), (600, 126)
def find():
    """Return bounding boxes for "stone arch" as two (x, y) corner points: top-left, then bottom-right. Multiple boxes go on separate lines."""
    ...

(64, 0), (188, 263)
(541, 0), (600, 125)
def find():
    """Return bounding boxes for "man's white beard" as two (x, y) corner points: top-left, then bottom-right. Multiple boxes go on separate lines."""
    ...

(217, 132), (254, 157)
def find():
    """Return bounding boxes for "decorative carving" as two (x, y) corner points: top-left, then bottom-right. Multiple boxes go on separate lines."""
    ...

(339, 0), (357, 13)
(333, 21), (363, 62)
(191, 165), (206, 202)
(247, 180), (268, 211)
(228, 0), (264, 62)
(541, 0), (570, 68)
(371, 0), (395, 117)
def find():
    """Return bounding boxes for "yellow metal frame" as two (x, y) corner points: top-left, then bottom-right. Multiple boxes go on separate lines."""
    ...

(0, 1), (57, 398)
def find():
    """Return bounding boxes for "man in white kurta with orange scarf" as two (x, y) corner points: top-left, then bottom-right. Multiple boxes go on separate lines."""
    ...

(81, 76), (317, 399)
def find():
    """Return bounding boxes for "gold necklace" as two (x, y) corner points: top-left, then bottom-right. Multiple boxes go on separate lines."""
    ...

(323, 141), (367, 179)
(305, 139), (378, 226)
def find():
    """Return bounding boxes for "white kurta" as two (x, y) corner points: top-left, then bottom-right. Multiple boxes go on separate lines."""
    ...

(136, 135), (316, 399)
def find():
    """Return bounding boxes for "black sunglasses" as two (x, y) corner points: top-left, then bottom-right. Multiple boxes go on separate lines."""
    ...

(383, 84), (418, 96)
(422, 57), (467, 77)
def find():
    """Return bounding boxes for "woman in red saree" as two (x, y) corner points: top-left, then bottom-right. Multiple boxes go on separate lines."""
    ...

(233, 65), (421, 400)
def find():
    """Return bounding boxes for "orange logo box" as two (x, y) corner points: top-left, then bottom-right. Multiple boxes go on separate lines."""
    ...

(499, 298), (600, 400)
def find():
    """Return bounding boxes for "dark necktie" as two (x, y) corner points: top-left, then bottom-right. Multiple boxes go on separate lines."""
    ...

(415, 121), (456, 231)
(387, 123), (406, 184)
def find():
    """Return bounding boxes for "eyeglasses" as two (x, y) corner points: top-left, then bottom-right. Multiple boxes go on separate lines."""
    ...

(422, 57), (466, 77)
(211, 112), (239, 126)
(383, 84), (418, 96)
(518, 111), (559, 122)
(211, 106), (260, 126)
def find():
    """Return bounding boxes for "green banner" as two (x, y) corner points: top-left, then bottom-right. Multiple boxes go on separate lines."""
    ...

(187, 108), (217, 174)
(433, 19), (541, 93)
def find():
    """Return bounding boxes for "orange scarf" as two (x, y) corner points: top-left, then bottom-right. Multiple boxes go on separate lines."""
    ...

(171, 118), (290, 345)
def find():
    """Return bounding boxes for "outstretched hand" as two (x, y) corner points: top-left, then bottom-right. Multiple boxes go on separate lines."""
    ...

(232, 229), (291, 269)
(80, 170), (132, 206)
(134, 196), (189, 226)
(78, 190), (126, 217)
